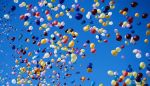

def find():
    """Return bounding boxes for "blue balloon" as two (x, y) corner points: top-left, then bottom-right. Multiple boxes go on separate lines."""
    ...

(59, 0), (65, 4)
(91, 81), (95, 86)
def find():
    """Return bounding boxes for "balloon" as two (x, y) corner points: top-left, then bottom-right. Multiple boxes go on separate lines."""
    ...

(146, 70), (150, 76)
(14, 0), (18, 3)
(43, 52), (50, 58)
(99, 83), (104, 86)
(41, 39), (47, 44)
(91, 81), (95, 86)
(75, 13), (83, 20)
(142, 13), (148, 19)
(87, 68), (92, 72)
(81, 76), (86, 81)
(136, 53), (141, 58)
(12, 79), (16, 84)
(116, 35), (122, 41)
(71, 53), (77, 63)
(147, 23), (150, 28)
(125, 34), (131, 39)
(125, 78), (131, 85)
(111, 50), (118, 56)
(90, 28), (96, 34)
(135, 13), (139, 17)
(146, 30), (150, 36)
(133, 35), (140, 41)
(111, 80), (116, 86)
(116, 47), (121, 52)
(139, 62), (146, 69)
(83, 25), (90, 32)
(47, 16), (52, 21)
(144, 39), (149, 44)
(68, 40), (75, 48)
(59, 0), (65, 4)
(91, 48), (96, 53)
(131, 2), (138, 7)
(132, 72), (137, 78)
(91, 9), (97, 15)
(4, 14), (10, 19)
(107, 70), (114, 76)
(90, 43), (95, 49)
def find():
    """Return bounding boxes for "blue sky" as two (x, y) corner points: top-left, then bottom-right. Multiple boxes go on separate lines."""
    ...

(0, 0), (150, 86)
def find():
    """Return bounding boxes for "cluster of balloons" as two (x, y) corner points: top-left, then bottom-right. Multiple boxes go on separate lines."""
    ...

(109, 65), (149, 86)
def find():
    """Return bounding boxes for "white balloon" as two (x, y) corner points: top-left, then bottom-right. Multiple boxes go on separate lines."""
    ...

(145, 53), (150, 57)
(4, 14), (10, 19)
(108, 12), (112, 16)
(61, 5), (65, 10)
(12, 79), (16, 84)
(40, 18), (44, 22)
(14, 0), (18, 3)
(146, 70), (150, 76)
(71, 53), (77, 63)
(136, 53), (142, 59)
(133, 49), (138, 54)
(86, 14), (90, 19)
(114, 29), (118, 33)
(109, 21), (113, 25)
(95, 35), (99, 39)
(43, 52), (50, 58)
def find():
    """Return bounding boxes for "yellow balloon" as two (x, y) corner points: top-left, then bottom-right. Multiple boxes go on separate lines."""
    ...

(68, 40), (75, 48)
(99, 83), (104, 86)
(107, 70), (114, 76)
(132, 72), (137, 78)
(90, 43), (95, 49)
(135, 13), (139, 17)
(83, 25), (90, 32)
(116, 47), (121, 52)
(125, 78), (131, 85)
(111, 80), (116, 86)
(111, 50), (118, 56)
(146, 30), (150, 36)
(41, 24), (47, 28)
(47, 16), (52, 21)
(59, 12), (64, 16)
(71, 53), (77, 63)
(51, 0), (55, 2)
(122, 11), (127, 15)
(144, 39), (149, 44)
(80, 8), (85, 12)
(55, 14), (59, 18)
(140, 62), (146, 69)
(41, 39), (47, 44)
(99, 19), (103, 23)
(87, 68), (92, 72)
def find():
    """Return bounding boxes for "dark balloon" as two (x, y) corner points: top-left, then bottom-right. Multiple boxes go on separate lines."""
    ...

(105, 6), (110, 11)
(126, 34), (131, 39)
(137, 73), (143, 78)
(86, 40), (90, 44)
(128, 17), (133, 24)
(123, 8), (128, 12)
(24, 16), (29, 21)
(36, 20), (40, 25)
(11, 6), (16, 11)
(133, 35), (140, 41)
(135, 77), (141, 82)
(116, 35), (122, 41)
(44, 31), (48, 36)
(131, 2), (138, 7)
(142, 13), (148, 19)
(91, 9), (97, 15)
(59, 0), (65, 4)
(75, 13), (83, 20)
(12, 45), (15, 49)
